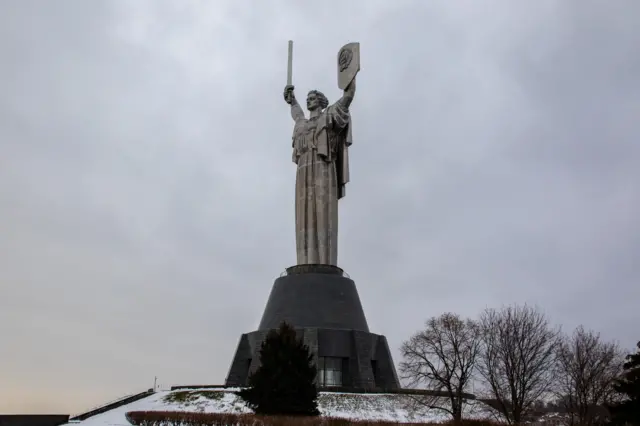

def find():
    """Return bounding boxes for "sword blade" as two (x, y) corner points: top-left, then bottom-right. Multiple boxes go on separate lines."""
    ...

(287, 40), (293, 86)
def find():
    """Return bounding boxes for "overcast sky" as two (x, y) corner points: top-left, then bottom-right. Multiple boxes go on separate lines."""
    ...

(1, 0), (639, 415)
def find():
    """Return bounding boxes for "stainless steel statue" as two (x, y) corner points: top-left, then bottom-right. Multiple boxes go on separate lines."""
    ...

(283, 41), (360, 266)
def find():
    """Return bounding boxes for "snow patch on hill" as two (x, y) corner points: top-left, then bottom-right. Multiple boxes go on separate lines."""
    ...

(65, 388), (496, 425)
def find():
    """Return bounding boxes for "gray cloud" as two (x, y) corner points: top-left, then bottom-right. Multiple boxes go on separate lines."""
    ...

(1, 0), (638, 414)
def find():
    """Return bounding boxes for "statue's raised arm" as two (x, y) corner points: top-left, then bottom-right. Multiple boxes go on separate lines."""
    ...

(284, 85), (305, 121)
(336, 78), (356, 111)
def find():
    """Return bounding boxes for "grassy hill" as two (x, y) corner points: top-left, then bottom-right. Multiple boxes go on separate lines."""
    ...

(65, 388), (497, 425)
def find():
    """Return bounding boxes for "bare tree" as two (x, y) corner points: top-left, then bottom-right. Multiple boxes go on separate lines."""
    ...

(400, 313), (481, 423)
(477, 304), (561, 425)
(556, 326), (625, 426)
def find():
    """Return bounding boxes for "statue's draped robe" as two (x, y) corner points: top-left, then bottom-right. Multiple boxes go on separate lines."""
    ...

(292, 98), (352, 265)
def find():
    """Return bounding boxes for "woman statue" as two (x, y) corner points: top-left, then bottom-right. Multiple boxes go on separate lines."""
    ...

(283, 79), (356, 266)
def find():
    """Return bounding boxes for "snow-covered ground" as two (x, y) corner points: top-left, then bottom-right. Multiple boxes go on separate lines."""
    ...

(63, 388), (497, 425)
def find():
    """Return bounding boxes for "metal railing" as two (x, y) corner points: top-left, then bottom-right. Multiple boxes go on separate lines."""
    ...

(69, 388), (154, 422)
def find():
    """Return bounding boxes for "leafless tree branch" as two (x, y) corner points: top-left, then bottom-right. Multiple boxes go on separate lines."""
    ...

(400, 313), (481, 423)
(477, 304), (561, 425)
(556, 326), (625, 426)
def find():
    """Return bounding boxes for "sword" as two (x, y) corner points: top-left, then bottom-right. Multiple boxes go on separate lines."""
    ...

(287, 40), (293, 86)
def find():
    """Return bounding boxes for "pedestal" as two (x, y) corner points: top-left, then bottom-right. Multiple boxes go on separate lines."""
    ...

(225, 265), (400, 391)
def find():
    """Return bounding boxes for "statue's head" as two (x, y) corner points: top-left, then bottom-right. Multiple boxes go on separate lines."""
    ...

(307, 90), (329, 112)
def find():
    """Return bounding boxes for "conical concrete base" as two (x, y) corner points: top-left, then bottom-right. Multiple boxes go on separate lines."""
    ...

(225, 265), (400, 391)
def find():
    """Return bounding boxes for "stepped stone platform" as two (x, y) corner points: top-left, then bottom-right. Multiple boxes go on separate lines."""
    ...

(225, 264), (400, 391)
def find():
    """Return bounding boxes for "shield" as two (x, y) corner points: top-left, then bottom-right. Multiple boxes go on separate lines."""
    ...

(337, 42), (360, 90)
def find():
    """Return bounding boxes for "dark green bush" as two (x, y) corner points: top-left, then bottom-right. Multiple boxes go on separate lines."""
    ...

(237, 322), (319, 416)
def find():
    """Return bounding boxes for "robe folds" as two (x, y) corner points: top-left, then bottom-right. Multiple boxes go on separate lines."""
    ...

(291, 99), (352, 265)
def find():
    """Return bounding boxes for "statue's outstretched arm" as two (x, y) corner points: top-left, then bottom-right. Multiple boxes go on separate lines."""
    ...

(291, 99), (305, 121)
(284, 85), (305, 121)
(337, 78), (356, 110)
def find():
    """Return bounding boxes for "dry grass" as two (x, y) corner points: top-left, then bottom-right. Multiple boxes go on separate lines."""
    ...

(126, 410), (500, 426)
(163, 390), (225, 404)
